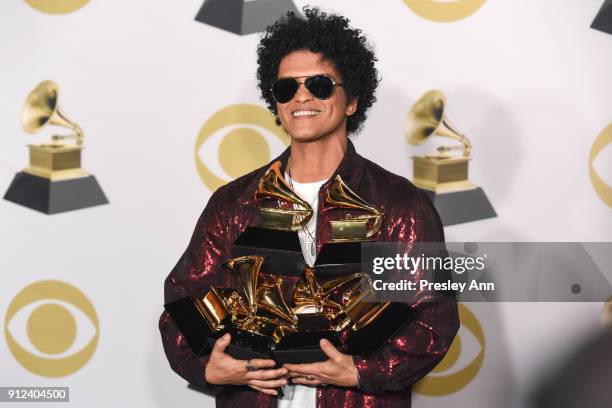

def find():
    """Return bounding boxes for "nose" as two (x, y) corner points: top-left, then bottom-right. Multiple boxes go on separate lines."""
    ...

(294, 82), (313, 102)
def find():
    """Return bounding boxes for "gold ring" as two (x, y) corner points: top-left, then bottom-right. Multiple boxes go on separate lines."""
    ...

(306, 374), (314, 381)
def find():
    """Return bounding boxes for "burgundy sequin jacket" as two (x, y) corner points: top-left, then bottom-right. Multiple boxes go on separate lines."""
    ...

(159, 140), (460, 407)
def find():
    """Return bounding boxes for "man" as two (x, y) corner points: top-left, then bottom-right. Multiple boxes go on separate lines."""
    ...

(159, 8), (459, 407)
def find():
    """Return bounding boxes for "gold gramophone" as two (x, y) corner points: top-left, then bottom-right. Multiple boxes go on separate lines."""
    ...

(405, 90), (475, 193)
(221, 256), (298, 345)
(291, 266), (387, 332)
(255, 161), (313, 231)
(292, 267), (366, 314)
(3, 80), (108, 214)
(404, 90), (496, 225)
(21, 80), (87, 181)
(233, 161), (314, 278)
(322, 175), (383, 242)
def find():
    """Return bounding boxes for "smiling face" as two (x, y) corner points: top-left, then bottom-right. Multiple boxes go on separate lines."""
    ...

(275, 50), (357, 143)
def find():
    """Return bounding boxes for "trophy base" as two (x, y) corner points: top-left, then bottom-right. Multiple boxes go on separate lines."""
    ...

(3, 171), (108, 214)
(591, 0), (612, 35)
(233, 227), (306, 276)
(272, 348), (328, 365)
(346, 302), (413, 358)
(195, 0), (300, 35)
(275, 318), (342, 364)
(422, 187), (496, 226)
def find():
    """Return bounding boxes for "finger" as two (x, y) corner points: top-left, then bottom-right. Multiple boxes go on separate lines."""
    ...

(320, 339), (343, 362)
(211, 333), (231, 356)
(247, 367), (288, 380)
(248, 385), (278, 396)
(283, 362), (320, 376)
(291, 376), (321, 386)
(244, 358), (276, 369)
(287, 371), (314, 378)
(248, 378), (288, 389)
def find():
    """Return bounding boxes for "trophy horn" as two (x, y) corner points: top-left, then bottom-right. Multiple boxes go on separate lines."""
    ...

(256, 277), (298, 326)
(405, 90), (471, 157)
(255, 161), (313, 230)
(318, 272), (370, 297)
(292, 268), (367, 314)
(21, 80), (84, 146)
(223, 255), (264, 315)
(323, 175), (383, 241)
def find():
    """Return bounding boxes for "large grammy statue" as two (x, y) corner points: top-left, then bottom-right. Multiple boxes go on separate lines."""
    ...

(405, 90), (496, 226)
(3, 80), (108, 214)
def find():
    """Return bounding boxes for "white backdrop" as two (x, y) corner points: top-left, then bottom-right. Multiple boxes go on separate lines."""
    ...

(0, 1), (611, 407)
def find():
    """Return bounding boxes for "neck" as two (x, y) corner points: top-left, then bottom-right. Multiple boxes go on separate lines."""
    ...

(288, 133), (348, 183)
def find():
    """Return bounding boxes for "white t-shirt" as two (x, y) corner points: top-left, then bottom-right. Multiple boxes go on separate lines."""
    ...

(278, 174), (327, 408)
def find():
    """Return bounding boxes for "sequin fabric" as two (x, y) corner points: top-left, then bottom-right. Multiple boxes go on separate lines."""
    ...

(159, 140), (460, 407)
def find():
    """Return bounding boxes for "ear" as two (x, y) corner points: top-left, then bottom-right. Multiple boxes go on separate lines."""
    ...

(346, 98), (358, 116)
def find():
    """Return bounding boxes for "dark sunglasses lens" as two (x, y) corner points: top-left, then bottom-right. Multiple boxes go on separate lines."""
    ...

(305, 75), (334, 99)
(272, 79), (299, 103)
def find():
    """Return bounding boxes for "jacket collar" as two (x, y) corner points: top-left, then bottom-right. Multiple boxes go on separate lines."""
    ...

(272, 138), (367, 194)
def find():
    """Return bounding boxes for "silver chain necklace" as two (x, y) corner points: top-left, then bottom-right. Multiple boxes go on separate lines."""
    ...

(286, 164), (317, 258)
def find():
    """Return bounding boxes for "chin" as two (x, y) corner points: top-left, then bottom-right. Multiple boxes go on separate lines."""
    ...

(281, 124), (322, 142)
(288, 131), (324, 142)
(283, 123), (344, 143)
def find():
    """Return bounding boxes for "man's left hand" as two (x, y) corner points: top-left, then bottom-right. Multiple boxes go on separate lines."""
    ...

(283, 339), (359, 387)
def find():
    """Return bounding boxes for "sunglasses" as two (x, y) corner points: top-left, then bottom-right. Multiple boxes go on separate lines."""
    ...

(271, 74), (343, 104)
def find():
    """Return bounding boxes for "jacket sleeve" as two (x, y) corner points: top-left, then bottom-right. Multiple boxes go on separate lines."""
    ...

(158, 188), (235, 395)
(353, 189), (460, 394)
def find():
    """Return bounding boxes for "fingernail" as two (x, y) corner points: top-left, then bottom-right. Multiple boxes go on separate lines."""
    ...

(281, 369), (287, 374)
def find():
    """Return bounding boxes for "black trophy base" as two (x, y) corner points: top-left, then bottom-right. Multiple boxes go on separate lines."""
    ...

(347, 303), (413, 358)
(233, 227), (306, 276)
(591, 0), (612, 35)
(3, 172), (108, 214)
(422, 187), (496, 226)
(272, 348), (328, 365)
(315, 241), (362, 275)
(195, 0), (300, 35)
(274, 315), (342, 365)
(206, 338), (269, 360)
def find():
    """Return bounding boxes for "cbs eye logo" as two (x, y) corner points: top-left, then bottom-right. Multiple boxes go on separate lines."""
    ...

(403, 0), (487, 22)
(414, 303), (485, 396)
(4, 280), (99, 377)
(24, 0), (89, 14)
(589, 123), (612, 208)
(195, 104), (290, 191)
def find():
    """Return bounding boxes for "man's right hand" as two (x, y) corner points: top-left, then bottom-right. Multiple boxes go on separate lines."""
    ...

(204, 333), (287, 396)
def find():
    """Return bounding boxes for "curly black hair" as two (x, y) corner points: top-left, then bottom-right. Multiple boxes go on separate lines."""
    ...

(257, 7), (379, 135)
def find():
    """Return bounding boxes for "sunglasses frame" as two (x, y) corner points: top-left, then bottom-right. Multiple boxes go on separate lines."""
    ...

(270, 74), (344, 104)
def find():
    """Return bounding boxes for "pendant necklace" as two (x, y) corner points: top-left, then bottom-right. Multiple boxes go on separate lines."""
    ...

(286, 164), (317, 257)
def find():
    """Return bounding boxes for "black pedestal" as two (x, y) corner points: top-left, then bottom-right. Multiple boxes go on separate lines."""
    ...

(592, 0), (612, 35)
(233, 227), (306, 276)
(423, 187), (496, 226)
(3, 171), (108, 214)
(195, 0), (300, 35)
